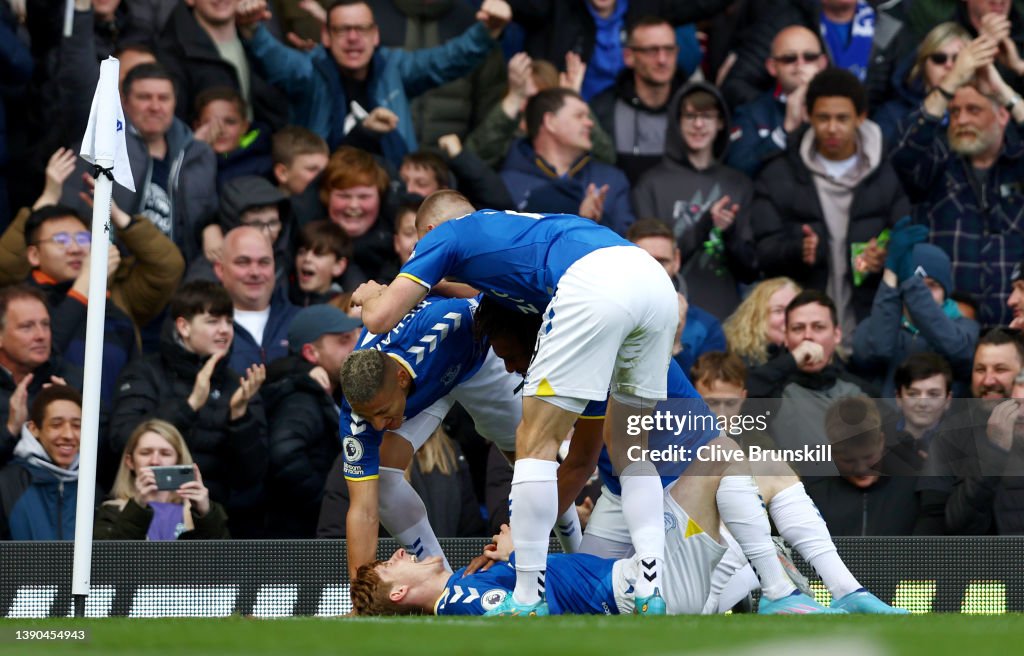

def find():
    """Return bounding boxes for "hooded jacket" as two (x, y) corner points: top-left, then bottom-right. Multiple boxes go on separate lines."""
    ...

(751, 121), (909, 329)
(109, 323), (268, 536)
(590, 68), (690, 185)
(0, 355), (83, 467)
(501, 138), (635, 236)
(632, 82), (757, 320)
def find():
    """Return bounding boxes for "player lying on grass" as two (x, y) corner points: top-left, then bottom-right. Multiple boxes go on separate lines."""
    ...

(477, 298), (906, 615)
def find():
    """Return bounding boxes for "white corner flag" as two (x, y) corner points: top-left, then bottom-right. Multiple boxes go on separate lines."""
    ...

(72, 56), (134, 618)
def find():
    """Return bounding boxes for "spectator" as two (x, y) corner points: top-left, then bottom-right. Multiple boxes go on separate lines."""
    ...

(804, 396), (919, 535)
(632, 81), (756, 318)
(690, 351), (778, 452)
(1010, 260), (1024, 329)
(852, 236), (980, 398)
(918, 328), (1024, 534)
(400, 142), (514, 211)
(721, 0), (913, 110)
(747, 290), (877, 462)
(214, 226), (299, 373)
(590, 16), (689, 184)
(290, 220), (352, 307)
(262, 304), (361, 538)
(889, 352), (955, 473)
(236, 0), (512, 166)
(626, 218), (725, 375)
(464, 53), (617, 170)
(0, 385), (96, 540)
(872, 22), (971, 149)
(722, 277), (801, 368)
(271, 126), (329, 198)
(371, 0), (508, 147)
(725, 25), (828, 177)
(61, 62), (218, 266)
(157, 0), (287, 129)
(502, 88), (634, 234)
(318, 146), (398, 282)
(95, 418), (230, 540)
(956, 0), (1024, 88)
(891, 39), (1024, 327)
(508, 0), (731, 100)
(193, 87), (274, 189)
(391, 201), (418, 267)
(109, 280), (268, 537)
(0, 286), (83, 466)
(751, 68), (908, 342)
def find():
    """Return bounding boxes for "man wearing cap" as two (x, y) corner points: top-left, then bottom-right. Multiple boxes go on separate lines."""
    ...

(262, 304), (362, 538)
(853, 236), (981, 398)
(1008, 262), (1024, 330)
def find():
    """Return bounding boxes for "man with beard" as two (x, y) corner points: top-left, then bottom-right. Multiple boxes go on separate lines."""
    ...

(892, 35), (1024, 326)
(917, 328), (1024, 534)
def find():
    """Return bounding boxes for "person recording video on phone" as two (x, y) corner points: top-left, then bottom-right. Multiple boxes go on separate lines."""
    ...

(95, 419), (229, 540)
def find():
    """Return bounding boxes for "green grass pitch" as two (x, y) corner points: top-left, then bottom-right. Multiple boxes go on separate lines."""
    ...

(2, 615), (1023, 656)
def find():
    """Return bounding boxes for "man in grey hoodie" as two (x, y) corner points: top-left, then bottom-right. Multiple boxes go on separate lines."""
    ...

(632, 81), (757, 320)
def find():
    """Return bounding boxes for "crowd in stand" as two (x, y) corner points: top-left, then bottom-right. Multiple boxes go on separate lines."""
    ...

(2, 0), (1024, 542)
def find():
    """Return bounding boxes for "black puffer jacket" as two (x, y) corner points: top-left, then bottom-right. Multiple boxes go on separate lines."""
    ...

(261, 355), (342, 538)
(108, 324), (268, 535)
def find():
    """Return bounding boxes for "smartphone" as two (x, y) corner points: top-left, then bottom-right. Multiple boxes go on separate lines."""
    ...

(151, 465), (195, 491)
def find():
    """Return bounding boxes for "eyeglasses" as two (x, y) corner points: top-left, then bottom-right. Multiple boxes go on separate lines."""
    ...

(927, 52), (958, 66)
(243, 219), (282, 232)
(328, 23), (376, 37)
(681, 111), (720, 124)
(35, 231), (91, 250)
(771, 51), (824, 65)
(627, 44), (679, 56)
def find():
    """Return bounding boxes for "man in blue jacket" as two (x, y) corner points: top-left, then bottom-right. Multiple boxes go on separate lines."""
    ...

(236, 0), (512, 166)
(0, 385), (94, 540)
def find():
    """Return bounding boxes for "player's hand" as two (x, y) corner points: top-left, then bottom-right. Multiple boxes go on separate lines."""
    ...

(578, 183), (608, 222)
(710, 194), (739, 232)
(987, 398), (1020, 451)
(462, 545), (499, 576)
(801, 224), (819, 266)
(6, 373), (32, 436)
(790, 340), (825, 369)
(230, 364), (266, 421)
(576, 497), (594, 530)
(362, 107), (399, 134)
(188, 350), (224, 412)
(133, 467), (159, 508)
(476, 0), (511, 38)
(351, 281), (386, 308)
(490, 523), (514, 561)
(177, 464), (211, 516)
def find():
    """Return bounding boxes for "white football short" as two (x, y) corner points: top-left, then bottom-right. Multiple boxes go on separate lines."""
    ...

(392, 347), (520, 453)
(523, 246), (677, 406)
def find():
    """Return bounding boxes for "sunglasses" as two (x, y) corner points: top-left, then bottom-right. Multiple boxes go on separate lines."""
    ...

(772, 51), (823, 65)
(927, 52), (958, 65)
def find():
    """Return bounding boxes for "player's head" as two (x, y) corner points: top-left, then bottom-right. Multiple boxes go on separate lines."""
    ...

(339, 349), (413, 430)
(415, 190), (475, 238)
(691, 351), (748, 424)
(350, 548), (446, 616)
(474, 296), (542, 375)
(825, 396), (884, 488)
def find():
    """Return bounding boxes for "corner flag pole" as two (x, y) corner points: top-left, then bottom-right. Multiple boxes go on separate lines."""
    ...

(72, 56), (134, 618)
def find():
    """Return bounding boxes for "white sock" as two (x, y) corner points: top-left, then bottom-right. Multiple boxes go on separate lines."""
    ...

(620, 461), (665, 598)
(555, 506), (582, 554)
(769, 482), (862, 599)
(703, 527), (761, 614)
(716, 475), (796, 601)
(378, 468), (450, 571)
(510, 458), (558, 604)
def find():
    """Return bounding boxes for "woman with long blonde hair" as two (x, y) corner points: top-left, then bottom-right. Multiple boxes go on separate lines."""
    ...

(723, 277), (801, 367)
(95, 419), (229, 540)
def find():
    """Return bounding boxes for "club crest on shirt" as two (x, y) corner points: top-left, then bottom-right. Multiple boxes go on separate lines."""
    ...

(481, 589), (507, 611)
(664, 511), (677, 533)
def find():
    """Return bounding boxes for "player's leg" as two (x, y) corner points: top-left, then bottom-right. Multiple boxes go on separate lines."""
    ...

(658, 476), (727, 614)
(579, 488), (635, 559)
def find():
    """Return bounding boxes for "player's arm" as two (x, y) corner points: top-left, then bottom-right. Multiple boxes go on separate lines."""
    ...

(557, 417), (604, 515)
(346, 477), (381, 580)
(432, 280), (480, 298)
(352, 277), (428, 334)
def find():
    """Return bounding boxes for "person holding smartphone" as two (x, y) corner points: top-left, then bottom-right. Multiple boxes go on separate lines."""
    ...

(95, 419), (229, 540)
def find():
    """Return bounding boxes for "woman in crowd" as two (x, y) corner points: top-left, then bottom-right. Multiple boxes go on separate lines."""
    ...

(722, 277), (801, 368)
(95, 419), (229, 540)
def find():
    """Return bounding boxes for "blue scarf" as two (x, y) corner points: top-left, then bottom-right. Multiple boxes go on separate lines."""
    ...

(901, 298), (962, 335)
(820, 1), (875, 82)
(582, 0), (629, 100)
